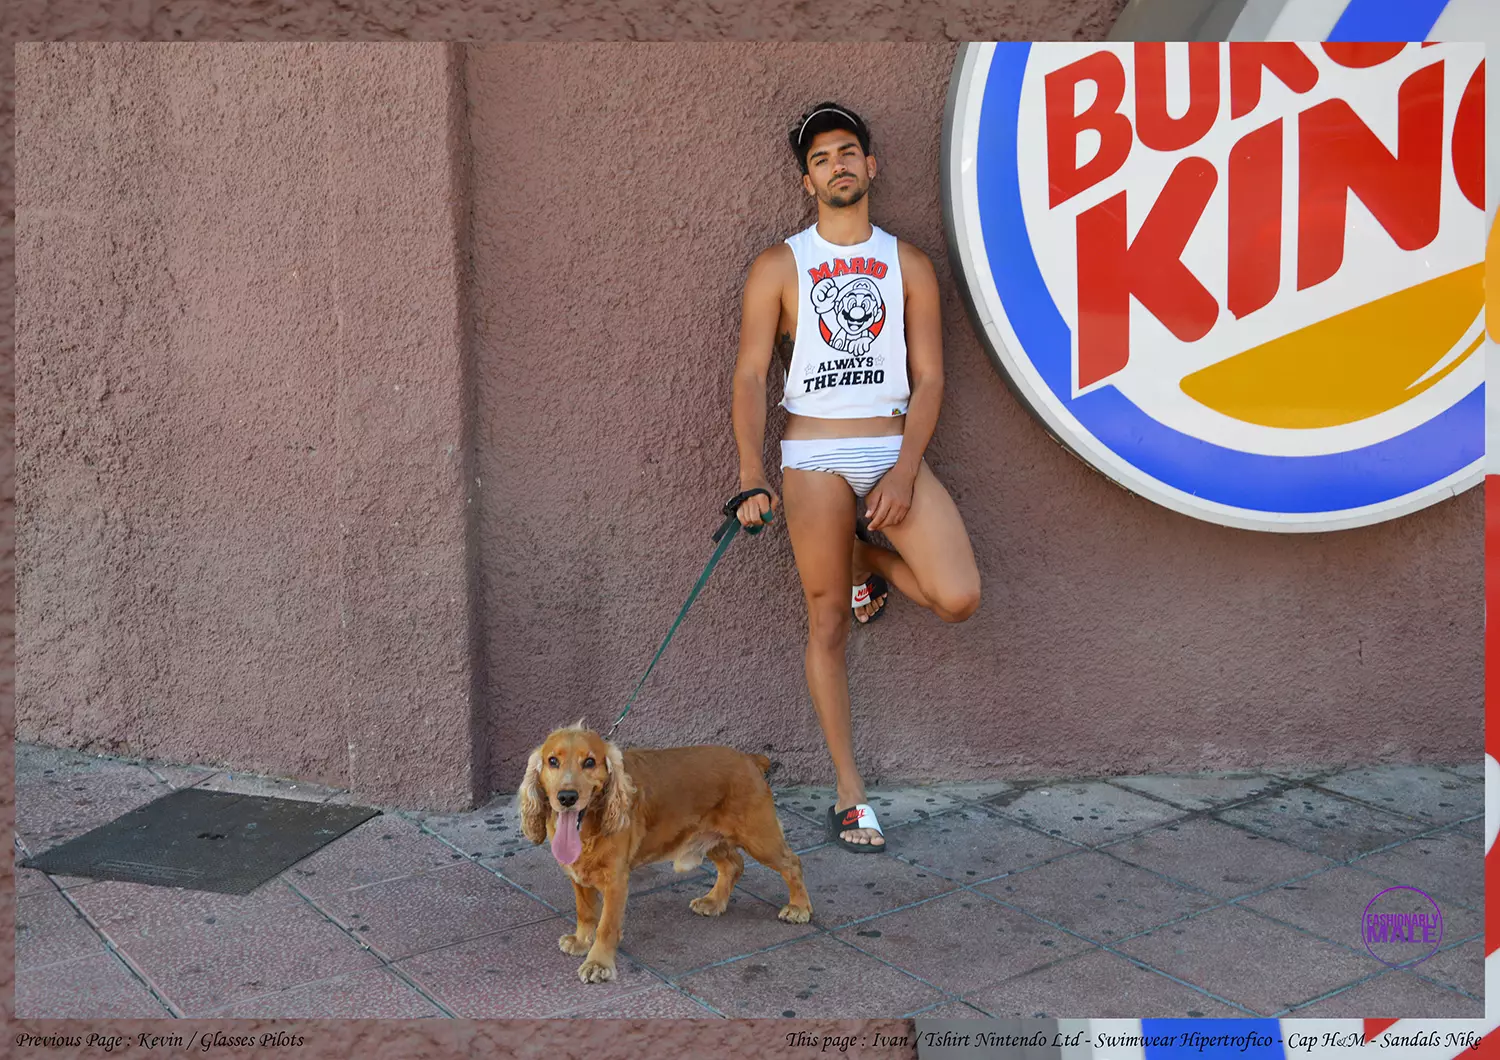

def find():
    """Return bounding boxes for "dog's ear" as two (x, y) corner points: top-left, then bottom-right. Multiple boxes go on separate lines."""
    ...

(600, 741), (636, 835)
(516, 749), (549, 844)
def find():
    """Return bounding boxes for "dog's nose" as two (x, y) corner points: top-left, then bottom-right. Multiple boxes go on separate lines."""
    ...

(557, 789), (578, 808)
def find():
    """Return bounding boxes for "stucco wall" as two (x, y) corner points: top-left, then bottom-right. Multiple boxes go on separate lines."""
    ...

(469, 42), (1483, 792)
(15, 43), (482, 810)
(13, 33), (1481, 812)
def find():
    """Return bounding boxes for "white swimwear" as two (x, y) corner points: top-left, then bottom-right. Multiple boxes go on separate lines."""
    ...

(780, 435), (904, 497)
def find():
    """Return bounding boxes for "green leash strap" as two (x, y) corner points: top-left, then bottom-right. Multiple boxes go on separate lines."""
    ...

(605, 491), (773, 740)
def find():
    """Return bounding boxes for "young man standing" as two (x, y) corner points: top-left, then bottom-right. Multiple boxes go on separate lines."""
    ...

(730, 103), (981, 852)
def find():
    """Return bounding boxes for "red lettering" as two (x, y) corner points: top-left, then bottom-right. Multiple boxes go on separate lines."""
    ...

(1227, 119), (1283, 320)
(833, 258), (850, 276)
(1453, 61), (1484, 211)
(1074, 157), (1220, 389)
(1134, 43), (1220, 152)
(1046, 50), (1133, 207)
(871, 261), (888, 279)
(854, 257), (869, 274)
(1229, 43), (1319, 119)
(1322, 43), (1407, 69)
(809, 264), (831, 283)
(1297, 61), (1444, 291)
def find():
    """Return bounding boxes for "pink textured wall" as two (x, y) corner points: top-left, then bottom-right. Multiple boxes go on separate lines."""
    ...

(15, 43), (482, 810)
(470, 42), (1483, 791)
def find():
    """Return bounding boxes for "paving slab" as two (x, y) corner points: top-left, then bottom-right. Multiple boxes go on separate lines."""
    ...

(1238, 865), (1481, 957)
(1114, 905), (1384, 1015)
(1105, 817), (1333, 899)
(17, 760), (173, 852)
(1290, 970), (1481, 1018)
(1440, 763), (1485, 781)
(736, 843), (959, 928)
(675, 934), (944, 1019)
(1316, 766), (1482, 826)
(393, 915), (659, 1017)
(924, 780), (1014, 804)
(1410, 938), (1484, 999)
(148, 764), (222, 790)
(832, 890), (1092, 997)
(74, 878), (382, 1016)
(302, 860), (555, 962)
(17, 889), (108, 970)
(555, 984), (724, 1018)
(912, 1000), (993, 1019)
(408, 796), (530, 860)
(1355, 829), (1484, 912)
(281, 814), (466, 898)
(962, 948), (1248, 1019)
(197, 772), (348, 803)
(885, 805), (1080, 883)
(985, 782), (1187, 845)
(978, 851), (1219, 942)
(200, 967), (446, 1018)
(15, 952), (174, 1019)
(1217, 788), (1430, 861)
(614, 879), (818, 978)
(1108, 772), (1277, 812)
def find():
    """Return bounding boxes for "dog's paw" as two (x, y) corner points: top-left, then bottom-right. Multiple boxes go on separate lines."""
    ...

(559, 932), (593, 956)
(578, 957), (616, 984)
(778, 903), (812, 924)
(689, 894), (728, 917)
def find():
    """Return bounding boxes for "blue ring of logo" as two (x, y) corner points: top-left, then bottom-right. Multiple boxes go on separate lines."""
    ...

(973, 41), (1482, 516)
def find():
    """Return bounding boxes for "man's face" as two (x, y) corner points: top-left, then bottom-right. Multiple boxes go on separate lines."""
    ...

(802, 129), (875, 208)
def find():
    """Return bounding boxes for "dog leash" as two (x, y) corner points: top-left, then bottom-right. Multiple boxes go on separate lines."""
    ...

(604, 489), (773, 741)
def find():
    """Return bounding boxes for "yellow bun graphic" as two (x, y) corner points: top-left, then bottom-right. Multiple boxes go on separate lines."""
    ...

(1180, 263), (1484, 429)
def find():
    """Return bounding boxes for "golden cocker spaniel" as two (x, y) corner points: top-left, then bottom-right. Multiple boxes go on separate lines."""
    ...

(518, 723), (813, 983)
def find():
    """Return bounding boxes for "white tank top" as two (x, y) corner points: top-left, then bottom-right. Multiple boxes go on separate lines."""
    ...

(779, 222), (910, 419)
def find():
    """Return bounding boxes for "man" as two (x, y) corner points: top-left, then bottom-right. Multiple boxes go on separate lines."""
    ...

(730, 102), (981, 852)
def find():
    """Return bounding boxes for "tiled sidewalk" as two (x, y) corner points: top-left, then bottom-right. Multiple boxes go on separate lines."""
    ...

(13, 744), (1485, 1020)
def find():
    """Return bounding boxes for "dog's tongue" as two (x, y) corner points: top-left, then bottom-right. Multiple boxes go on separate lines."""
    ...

(551, 809), (582, 865)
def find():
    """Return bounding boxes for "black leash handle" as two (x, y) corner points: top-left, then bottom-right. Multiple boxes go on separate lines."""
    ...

(713, 488), (774, 543)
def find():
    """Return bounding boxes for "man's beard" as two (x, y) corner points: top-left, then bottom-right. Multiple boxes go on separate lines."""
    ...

(820, 179), (869, 209)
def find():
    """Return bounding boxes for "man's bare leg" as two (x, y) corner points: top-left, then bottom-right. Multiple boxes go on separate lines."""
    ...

(850, 463), (980, 623)
(851, 533), (928, 622)
(782, 466), (884, 847)
(876, 461), (981, 623)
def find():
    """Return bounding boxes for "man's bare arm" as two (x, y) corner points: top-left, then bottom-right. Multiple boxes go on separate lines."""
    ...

(730, 246), (790, 524)
(864, 240), (943, 531)
(893, 240), (943, 477)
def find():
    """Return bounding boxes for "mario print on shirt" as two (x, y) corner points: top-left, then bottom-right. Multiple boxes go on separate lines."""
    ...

(797, 255), (892, 396)
(811, 274), (886, 356)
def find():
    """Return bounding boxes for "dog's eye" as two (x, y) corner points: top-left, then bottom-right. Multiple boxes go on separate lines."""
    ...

(583, 757), (595, 769)
(547, 756), (559, 768)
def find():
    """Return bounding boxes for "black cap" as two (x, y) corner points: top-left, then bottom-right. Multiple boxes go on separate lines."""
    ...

(789, 102), (871, 172)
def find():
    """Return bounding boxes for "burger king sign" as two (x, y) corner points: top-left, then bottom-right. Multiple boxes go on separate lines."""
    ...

(943, 39), (1486, 531)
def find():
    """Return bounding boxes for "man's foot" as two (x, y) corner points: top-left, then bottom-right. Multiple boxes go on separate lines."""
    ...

(852, 574), (889, 624)
(828, 802), (886, 852)
(851, 535), (889, 624)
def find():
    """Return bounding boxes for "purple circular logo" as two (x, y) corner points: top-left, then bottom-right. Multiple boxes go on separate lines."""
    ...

(1362, 886), (1443, 968)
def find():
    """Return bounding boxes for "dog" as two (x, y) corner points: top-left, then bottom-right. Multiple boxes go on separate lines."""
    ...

(517, 722), (813, 983)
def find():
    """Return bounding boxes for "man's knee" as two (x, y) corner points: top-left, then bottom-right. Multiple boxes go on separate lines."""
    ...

(806, 598), (850, 649)
(933, 584), (980, 624)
